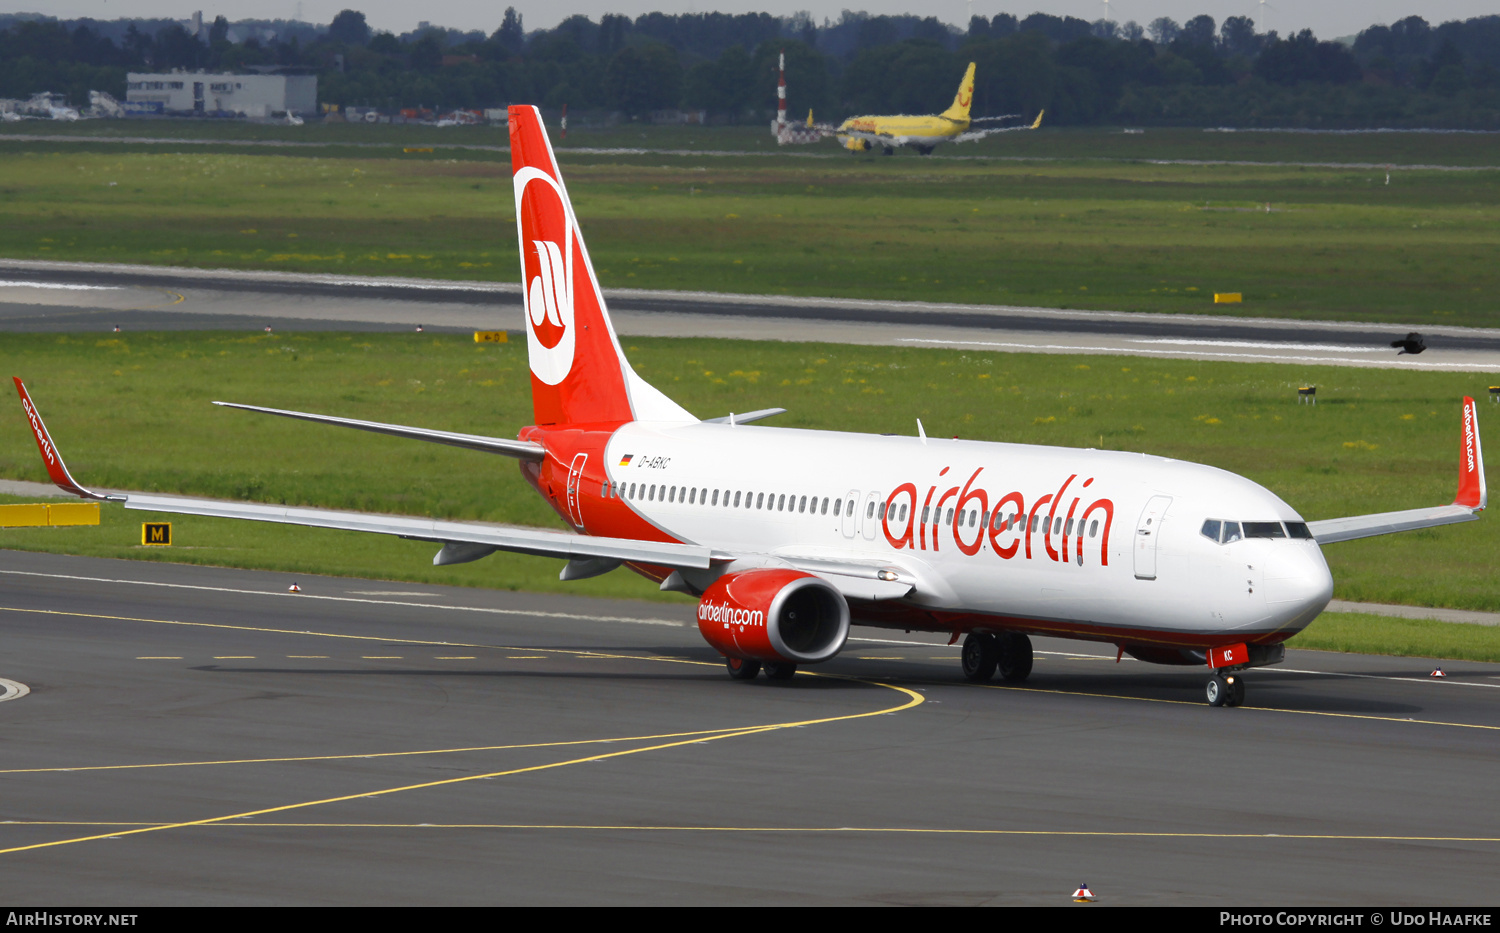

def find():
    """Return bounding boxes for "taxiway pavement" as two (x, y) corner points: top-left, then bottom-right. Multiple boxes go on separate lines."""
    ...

(3, 260), (1499, 371)
(1, 550), (1497, 905)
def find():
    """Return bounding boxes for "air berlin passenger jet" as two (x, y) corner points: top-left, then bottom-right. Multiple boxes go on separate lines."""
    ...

(14, 106), (1488, 706)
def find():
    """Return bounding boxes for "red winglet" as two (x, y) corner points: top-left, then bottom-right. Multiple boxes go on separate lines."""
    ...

(1456, 396), (1486, 511)
(12, 377), (105, 500)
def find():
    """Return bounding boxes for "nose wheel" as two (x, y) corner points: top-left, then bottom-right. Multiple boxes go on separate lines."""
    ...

(1206, 673), (1246, 707)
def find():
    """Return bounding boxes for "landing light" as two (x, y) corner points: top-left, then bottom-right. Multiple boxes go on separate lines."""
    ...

(877, 570), (899, 582)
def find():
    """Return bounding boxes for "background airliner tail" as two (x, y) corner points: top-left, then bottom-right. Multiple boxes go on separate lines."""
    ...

(509, 105), (694, 426)
(939, 62), (977, 123)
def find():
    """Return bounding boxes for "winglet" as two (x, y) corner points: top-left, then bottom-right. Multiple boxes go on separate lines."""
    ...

(12, 377), (108, 500)
(1456, 396), (1486, 511)
(1031, 110), (1045, 130)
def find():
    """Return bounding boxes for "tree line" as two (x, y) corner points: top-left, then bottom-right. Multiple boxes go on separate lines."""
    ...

(1, 9), (1497, 128)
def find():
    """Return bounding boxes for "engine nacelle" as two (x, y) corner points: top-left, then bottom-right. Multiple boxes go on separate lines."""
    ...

(696, 569), (850, 664)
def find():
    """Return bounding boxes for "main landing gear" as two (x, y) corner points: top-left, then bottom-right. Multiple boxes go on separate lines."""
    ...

(961, 632), (1033, 684)
(725, 657), (798, 682)
(1205, 672), (1246, 707)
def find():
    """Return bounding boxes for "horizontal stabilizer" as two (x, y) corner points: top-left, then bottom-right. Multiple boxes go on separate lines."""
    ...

(213, 401), (546, 461)
(703, 407), (786, 425)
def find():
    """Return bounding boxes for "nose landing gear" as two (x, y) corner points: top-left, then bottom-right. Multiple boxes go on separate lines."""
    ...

(1206, 673), (1246, 707)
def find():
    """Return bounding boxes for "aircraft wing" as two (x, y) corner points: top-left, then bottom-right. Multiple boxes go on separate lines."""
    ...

(954, 110), (1045, 143)
(1308, 397), (1485, 544)
(120, 493), (716, 569)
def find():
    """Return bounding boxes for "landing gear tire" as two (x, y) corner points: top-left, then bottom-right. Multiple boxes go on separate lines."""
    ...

(1207, 673), (1246, 707)
(763, 661), (798, 681)
(996, 632), (1034, 683)
(1226, 674), (1246, 707)
(726, 657), (761, 680)
(961, 633), (998, 682)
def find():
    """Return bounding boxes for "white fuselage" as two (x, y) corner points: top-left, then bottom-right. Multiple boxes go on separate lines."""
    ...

(598, 421), (1333, 650)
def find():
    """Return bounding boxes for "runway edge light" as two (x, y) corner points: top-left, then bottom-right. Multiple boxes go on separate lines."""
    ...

(1072, 883), (1095, 902)
(1431, 667), (1446, 677)
(288, 582), (301, 593)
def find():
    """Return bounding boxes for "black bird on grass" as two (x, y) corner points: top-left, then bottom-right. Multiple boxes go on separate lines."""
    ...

(1392, 332), (1426, 355)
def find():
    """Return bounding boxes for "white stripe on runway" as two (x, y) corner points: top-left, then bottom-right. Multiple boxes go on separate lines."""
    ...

(0, 569), (685, 627)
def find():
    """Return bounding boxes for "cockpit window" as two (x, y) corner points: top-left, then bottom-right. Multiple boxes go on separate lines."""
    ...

(1243, 521), (1288, 539)
(1200, 519), (1222, 542)
(1285, 521), (1314, 540)
(1221, 521), (1242, 544)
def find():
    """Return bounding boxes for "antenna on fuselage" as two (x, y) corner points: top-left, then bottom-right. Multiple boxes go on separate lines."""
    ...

(916, 418), (927, 445)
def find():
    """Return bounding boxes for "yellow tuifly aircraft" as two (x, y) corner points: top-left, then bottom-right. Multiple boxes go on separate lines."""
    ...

(834, 62), (1042, 156)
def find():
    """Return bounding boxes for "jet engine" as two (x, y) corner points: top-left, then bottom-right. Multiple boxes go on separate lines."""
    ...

(696, 569), (850, 664)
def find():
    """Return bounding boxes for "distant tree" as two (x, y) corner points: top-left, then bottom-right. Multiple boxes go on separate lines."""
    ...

(328, 10), (371, 47)
(154, 23), (204, 70)
(1018, 13), (1092, 44)
(1424, 39), (1467, 95)
(605, 43), (681, 116)
(1220, 17), (1259, 58)
(598, 14), (630, 58)
(1254, 29), (1361, 84)
(1179, 15), (1216, 48)
(496, 8), (525, 56)
(1092, 20), (1119, 40)
(1120, 21), (1144, 42)
(968, 15), (990, 40)
(990, 14), (1018, 38)
(368, 31), (400, 55)
(409, 34), (442, 71)
(208, 15), (229, 48)
(1148, 17), (1180, 45)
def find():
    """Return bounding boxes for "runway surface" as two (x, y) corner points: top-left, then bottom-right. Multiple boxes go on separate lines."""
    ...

(1, 549), (1497, 905)
(4, 260), (1499, 371)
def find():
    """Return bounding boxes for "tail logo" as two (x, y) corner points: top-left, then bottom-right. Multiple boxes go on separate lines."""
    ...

(514, 166), (576, 386)
(958, 87), (972, 108)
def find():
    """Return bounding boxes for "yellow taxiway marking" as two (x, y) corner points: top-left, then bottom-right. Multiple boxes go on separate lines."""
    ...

(2, 820), (1497, 844)
(286, 655), (329, 659)
(506, 656), (546, 659)
(434, 656), (475, 660)
(135, 656), (181, 660)
(213, 656), (255, 660)
(0, 679), (923, 856)
(362, 656), (402, 660)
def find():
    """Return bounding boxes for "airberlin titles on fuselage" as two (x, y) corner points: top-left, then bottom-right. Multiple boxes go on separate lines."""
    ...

(883, 466), (1114, 565)
(585, 447), (1115, 567)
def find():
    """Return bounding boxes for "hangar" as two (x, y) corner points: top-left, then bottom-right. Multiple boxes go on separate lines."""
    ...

(125, 71), (316, 118)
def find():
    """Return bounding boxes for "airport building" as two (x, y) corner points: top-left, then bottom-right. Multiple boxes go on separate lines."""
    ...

(125, 72), (316, 117)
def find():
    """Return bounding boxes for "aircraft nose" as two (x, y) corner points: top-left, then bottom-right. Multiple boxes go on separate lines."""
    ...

(1264, 546), (1334, 629)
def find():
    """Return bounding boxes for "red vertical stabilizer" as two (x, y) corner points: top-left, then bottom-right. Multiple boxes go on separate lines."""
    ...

(509, 105), (693, 427)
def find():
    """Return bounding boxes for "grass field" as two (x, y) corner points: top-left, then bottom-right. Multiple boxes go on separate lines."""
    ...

(1285, 611), (1500, 663)
(1, 139), (1497, 326)
(2, 332), (1495, 615)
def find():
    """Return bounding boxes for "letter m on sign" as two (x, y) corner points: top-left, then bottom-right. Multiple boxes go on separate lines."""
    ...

(142, 522), (171, 546)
